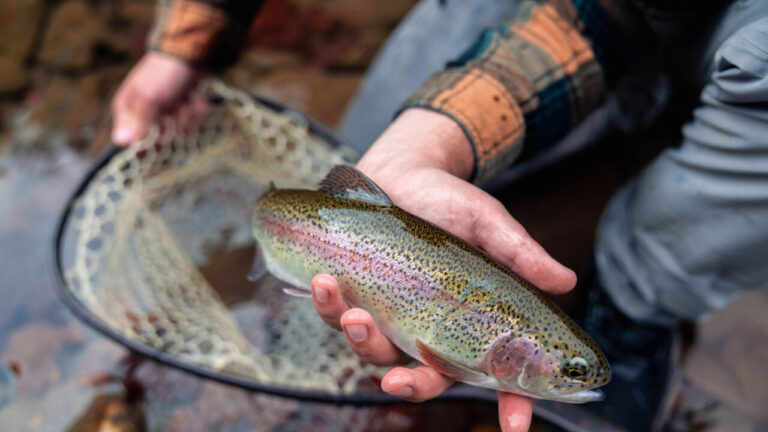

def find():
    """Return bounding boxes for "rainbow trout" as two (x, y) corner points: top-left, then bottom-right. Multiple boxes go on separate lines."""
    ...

(250, 165), (610, 402)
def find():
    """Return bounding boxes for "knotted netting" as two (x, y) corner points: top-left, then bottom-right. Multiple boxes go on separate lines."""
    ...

(59, 80), (389, 397)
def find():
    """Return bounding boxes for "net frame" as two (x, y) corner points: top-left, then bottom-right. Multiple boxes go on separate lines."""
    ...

(52, 83), (609, 416)
(52, 83), (403, 403)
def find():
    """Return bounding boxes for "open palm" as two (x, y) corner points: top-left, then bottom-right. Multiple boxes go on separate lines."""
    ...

(311, 109), (576, 432)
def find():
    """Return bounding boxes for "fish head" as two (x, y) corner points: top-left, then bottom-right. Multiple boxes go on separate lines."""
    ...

(481, 326), (611, 403)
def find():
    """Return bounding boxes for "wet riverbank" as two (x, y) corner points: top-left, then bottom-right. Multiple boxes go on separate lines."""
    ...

(1, 0), (767, 431)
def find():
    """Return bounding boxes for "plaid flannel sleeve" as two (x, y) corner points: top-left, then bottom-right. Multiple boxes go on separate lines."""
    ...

(147, 0), (265, 71)
(401, 0), (655, 184)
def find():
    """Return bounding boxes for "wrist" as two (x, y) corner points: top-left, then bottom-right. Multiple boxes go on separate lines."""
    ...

(357, 108), (475, 181)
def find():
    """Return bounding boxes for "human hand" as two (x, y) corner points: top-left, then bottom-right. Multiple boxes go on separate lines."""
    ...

(111, 51), (207, 146)
(311, 108), (577, 432)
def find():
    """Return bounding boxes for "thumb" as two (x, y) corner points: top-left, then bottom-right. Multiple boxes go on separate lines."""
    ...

(471, 191), (577, 294)
(427, 175), (575, 295)
(381, 168), (577, 295)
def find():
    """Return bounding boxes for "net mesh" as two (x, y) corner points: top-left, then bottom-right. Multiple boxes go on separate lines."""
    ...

(62, 80), (388, 396)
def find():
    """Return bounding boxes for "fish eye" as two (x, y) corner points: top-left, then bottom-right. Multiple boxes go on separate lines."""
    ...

(562, 356), (590, 380)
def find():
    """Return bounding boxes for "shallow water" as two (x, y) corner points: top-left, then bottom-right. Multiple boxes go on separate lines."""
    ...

(0, 145), (511, 431)
(3, 132), (768, 431)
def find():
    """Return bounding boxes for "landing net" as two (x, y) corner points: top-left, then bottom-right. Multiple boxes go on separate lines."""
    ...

(58, 81), (389, 398)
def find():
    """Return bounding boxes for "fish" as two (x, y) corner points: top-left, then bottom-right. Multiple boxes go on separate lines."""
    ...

(250, 165), (610, 403)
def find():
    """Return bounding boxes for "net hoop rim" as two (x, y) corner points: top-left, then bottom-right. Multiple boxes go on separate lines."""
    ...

(50, 93), (498, 405)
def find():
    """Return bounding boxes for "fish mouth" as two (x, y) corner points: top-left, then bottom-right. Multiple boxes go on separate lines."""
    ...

(550, 381), (605, 403)
(547, 387), (604, 403)
(496, 382), (605, 404)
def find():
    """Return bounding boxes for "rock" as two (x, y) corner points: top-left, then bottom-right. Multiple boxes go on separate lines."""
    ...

(0, 321), (85, 394)
(38, 0), (103, 70)
(249, 0), (304, 50)
(289, 0), (416, 28)
(664, 383), (767, 432)
(64, 393), (145, 432)
(114, 0), (156, 24)
(328, 27), (388, 69)
(0, 0), (44, 60)
(0, 376), (120, 432)
(27, 75), (79, 138)
(225, 47), (302, 86)
(131, 362), (288, 431)
(683, 291), (768, 421)
(27, 65), (129, 150)
(168, 384), (297, 432)
(300, 8), (359, 66)
(65, 66), (130, 149)
(99, 0), (156, 59)
(70, 338), (127, 385)
(0, 56), (29, 95)
(247, 0), (399, 68)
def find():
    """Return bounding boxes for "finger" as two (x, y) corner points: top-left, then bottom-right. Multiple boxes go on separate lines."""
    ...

(472, 193), (577, 294)
(111, 90), (139, 146)
(389, 170), (576, 295)
(497, 391), (533, 432)
(339, 308), (404, 366)
(172, 102), (193, 135)
(112, 90), (156, 146)
(311, 274), (349, 331)
(380, 365), (454, 402)
(188, 91), (209, 130)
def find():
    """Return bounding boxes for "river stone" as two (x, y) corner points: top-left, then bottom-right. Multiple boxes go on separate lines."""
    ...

(0, 0), (44, 60)
(38, 0), (103, 70)
(683, 291), (768, 421)
(0, 56), (29, 95)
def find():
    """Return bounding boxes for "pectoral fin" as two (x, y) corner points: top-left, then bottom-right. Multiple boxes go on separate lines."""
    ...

(282, 287), (312, 298)
(416, 340), (485, 382)
(248, 244), (268, 282)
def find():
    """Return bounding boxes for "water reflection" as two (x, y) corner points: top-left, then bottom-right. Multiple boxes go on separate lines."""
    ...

(0, 146), (503, 431)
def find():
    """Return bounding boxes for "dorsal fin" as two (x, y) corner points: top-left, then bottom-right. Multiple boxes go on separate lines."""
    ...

(319, 165), (392, 206)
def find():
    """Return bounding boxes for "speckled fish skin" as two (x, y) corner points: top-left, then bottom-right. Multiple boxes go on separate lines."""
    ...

(251, 166), (611, 403)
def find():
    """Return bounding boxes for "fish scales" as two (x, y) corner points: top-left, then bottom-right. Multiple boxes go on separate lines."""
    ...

(251, 166), (610, 403)
(255, 192), (513, 345)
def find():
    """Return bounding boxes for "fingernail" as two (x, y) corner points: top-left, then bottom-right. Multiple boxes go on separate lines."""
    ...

(390, 385), (414, 398)
(314, 286), (328, 303)
(506, 413), (529, 429)
(344, 324), (368, 342)
(113, 127), (134, 144)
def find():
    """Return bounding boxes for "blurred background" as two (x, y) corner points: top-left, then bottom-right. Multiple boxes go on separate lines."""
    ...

(0, 0), (767, 431)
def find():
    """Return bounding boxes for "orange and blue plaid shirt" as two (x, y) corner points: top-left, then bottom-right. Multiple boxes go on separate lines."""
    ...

(148, 0), (264, 69)
(147, 0), (709, 183)
(401, 0), (657, 182)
